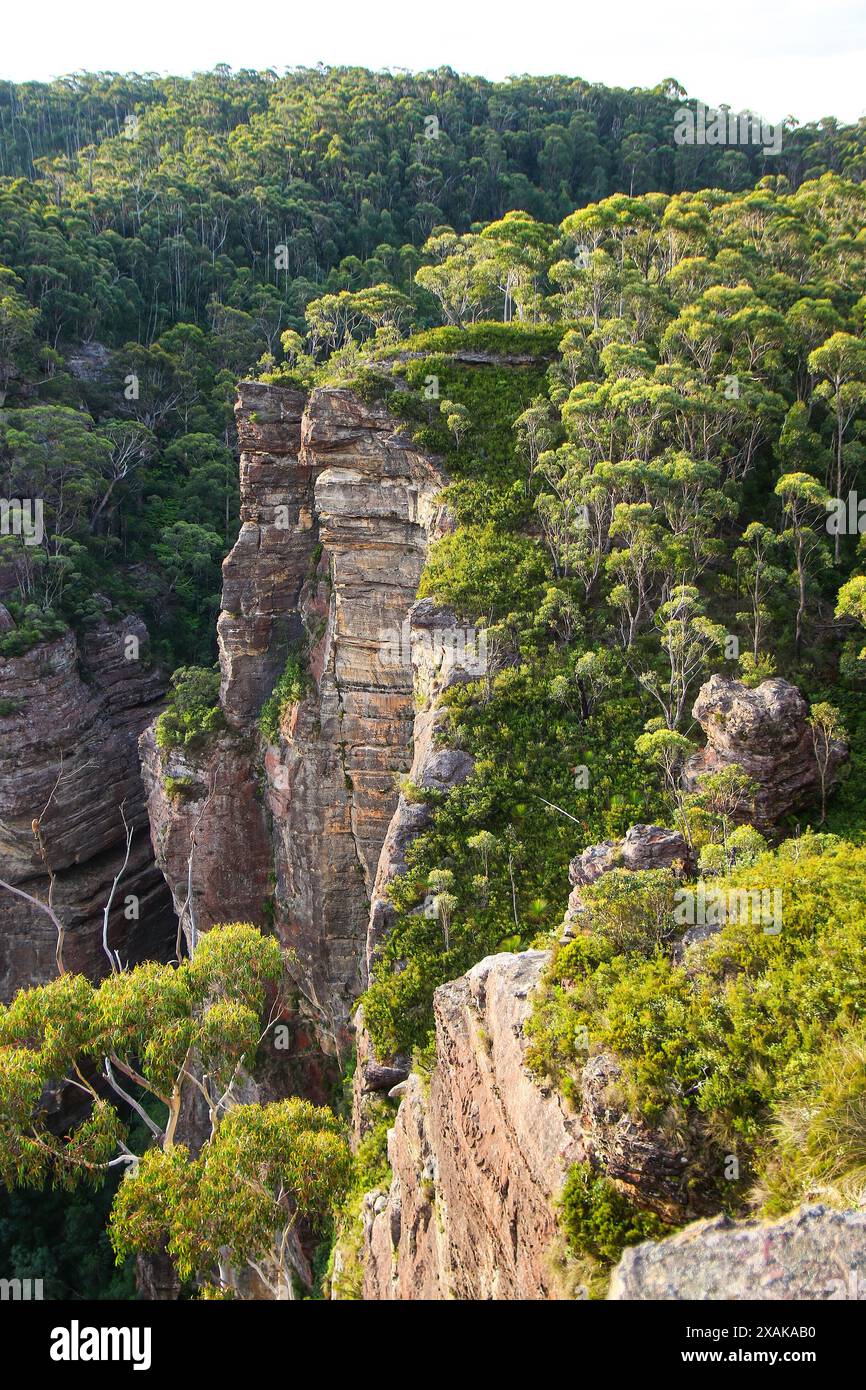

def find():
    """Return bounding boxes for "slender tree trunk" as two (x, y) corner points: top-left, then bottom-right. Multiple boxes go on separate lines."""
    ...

(795, 539), (806, 655)
(835, 395), (844, 563)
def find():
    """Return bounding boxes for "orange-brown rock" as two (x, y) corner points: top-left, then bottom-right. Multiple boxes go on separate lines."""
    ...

(142, 383), (450, 1055)
(138, 726), (272, 944)
(352, 597), (477, 1128)
(683, 674), (848, 831)
(361, 950), (704, 1300)
(363, 951), (582, 1299)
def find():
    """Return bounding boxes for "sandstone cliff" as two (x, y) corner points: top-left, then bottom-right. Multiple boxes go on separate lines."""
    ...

(352, 594), (478, 1125)
(362, 952), (579, 1299)
(141, 383), (451, 1058)
(135, 380), (862, 1303)
(0, 612), (175, 998)
(356, 671), (852, 1300)
(360, 950), (709, 1300)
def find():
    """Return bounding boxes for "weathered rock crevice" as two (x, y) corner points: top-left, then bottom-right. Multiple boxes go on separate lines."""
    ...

(0, 613), (176, 998)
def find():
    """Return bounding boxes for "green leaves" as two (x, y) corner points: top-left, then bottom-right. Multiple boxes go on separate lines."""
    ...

(836, 572), (866, 632)
(560, 1161), (666, 1266)
(258, 650), (307, 744)
(775, 470), (831, 511)
(531, 839), (866, 1173)
(155, 665), (224, 751)
(0, 922), (350, 1291)
(581, 867), (682, 956)
(808, 331), (866, 391)
(110, 1102), (351, 1289)
(188, 922), (283, 1019)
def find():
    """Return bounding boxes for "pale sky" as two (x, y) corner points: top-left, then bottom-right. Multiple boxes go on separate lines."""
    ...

(2, 0), (865, 126)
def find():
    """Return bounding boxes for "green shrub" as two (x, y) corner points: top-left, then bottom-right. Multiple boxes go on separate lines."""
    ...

(530, 841), (866, 1204)
(559, 1162), (666, 1265)
(259, 650), (307, 744)
(385, 322), (563, 359)
(155, 666), (223, 751)
(0, 603), (66, 658)
(579, 867), (680, 956)
(325, 1099), (395, 1301)
(163, 775), (199, 801)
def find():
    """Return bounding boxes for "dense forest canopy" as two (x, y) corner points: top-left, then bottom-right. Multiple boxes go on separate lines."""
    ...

(1, 66), (865, 664)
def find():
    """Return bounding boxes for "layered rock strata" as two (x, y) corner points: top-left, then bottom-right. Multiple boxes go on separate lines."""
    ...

(352, 597), (478, 1123)
(0, 614), (175, 997)
(361, 950), (707, 1300)
(142, 384), (451, 1051)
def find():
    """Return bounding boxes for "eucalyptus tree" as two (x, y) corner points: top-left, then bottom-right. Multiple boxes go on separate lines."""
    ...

(0, 922), (351, 1299)
(606, 500), (668, 648)
(808, 332), (866, 560)
(733, 521), (787, 660)
(774, 472), (832, 653)
(638, 585), (728, 731)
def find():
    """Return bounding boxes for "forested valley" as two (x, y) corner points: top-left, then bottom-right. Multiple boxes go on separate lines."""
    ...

(1, 66), (866, 1305)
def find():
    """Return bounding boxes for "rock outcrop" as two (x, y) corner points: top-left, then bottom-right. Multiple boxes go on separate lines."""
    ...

(362, 951), (582, 1299)
(361, 950), (706, 1300)
(683, 675), (848, 831)
(142, 383), (451, 1055)
(260, 390), (449, 1039)
(138, 726), (272, 941)
(363, 597), (477, 980)
(0, 614), (176, 998)
(217, 382), (310, 728)
(563, 824), (693, 934)
(609, 1204), (866, 1300)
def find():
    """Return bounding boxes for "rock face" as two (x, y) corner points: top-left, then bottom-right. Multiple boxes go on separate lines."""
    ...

(683, 675), (848, 831)
(609, 1204), (866, 1300)
(361, 950), (705, 1300)
(362, 596), (476, 980)
(0, 615), (176, 998)
(352, 596), (478, 1122)
(564, 824), (693, 933)
(142, 383), (450, 1053)
(217, 382), (310, 728)
(138, 726), (272, 941)
(363, 952), (583, 1300)
(261, 390), (448, 1040)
